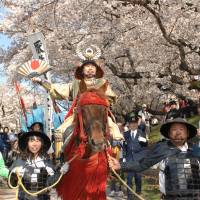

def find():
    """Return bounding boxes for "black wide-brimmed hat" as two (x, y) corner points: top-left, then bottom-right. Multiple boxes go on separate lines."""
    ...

(30, 122), (44, 132)
(169, 99), (177, 106)
(18, 131), (51, 151)
(160, 118), (197, 139)
(75, 60), (104, 80)
(128, 116), (139, 123)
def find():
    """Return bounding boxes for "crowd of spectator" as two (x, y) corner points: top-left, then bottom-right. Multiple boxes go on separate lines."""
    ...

(0, 124), (20, 168)
(163, 98), (197, 120)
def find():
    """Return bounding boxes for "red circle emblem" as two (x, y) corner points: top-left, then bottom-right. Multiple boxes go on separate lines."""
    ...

(31, 60), (40, 70)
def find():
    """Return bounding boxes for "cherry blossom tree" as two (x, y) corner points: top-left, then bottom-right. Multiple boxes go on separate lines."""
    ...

(0, 0), (200, 116)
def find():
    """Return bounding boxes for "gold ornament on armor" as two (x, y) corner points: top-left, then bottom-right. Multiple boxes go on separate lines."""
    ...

(84, 78), (98, 88)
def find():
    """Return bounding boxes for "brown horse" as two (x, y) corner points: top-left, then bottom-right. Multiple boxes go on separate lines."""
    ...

(56, 82), (111, 200)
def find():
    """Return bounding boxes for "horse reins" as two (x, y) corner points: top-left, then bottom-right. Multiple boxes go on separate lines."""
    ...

(105, 145), (146, 200)
(8, 155), (78, 200)
(8, 147), (145, 200)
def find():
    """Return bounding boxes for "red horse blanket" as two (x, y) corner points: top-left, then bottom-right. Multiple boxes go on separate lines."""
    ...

(56, 152), (108, 200)
(57, 90), (110, 200)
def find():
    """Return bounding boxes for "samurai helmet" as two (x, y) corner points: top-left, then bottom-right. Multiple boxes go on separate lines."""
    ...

(75, 43), (104, 80)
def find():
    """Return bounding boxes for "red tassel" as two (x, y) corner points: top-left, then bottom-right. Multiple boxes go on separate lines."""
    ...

(20, 97), (27, 122)
(64, 95), (78, 119)
(14, 81), (27, 126)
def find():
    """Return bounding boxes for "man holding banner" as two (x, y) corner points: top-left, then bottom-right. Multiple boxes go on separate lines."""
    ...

(32, 45), (123, 157)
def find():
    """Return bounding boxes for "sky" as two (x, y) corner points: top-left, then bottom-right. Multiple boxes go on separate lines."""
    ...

(0, 33), (10, 84)
(0, 6), (11, 49)
(0, 6), (11, 84)
(0, 33), (11, 49)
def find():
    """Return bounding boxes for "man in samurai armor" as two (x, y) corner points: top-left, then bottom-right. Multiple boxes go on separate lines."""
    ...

(32, 45), (123, 148)
(109, 117), (200, 200)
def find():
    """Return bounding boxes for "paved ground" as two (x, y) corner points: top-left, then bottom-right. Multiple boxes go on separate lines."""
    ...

(0, 188), (127, 200)
(0, 176), (127, 199)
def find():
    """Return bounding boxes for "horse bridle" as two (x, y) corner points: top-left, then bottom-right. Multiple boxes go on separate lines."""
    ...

(78, 105), (109, 153)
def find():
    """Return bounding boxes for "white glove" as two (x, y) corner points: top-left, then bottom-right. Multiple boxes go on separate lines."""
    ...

(11, 166), (25, 176)
(60, 162), (69, 174)
(31, 77), (42, 83)
(122, 158), (126, 163)
(138, 136), (147, 143)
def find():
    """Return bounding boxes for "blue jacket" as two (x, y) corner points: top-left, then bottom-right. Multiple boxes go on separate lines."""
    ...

(0, 132), (10, 152)
(123, 129), (147, 161)
(0, 138), (4, 153)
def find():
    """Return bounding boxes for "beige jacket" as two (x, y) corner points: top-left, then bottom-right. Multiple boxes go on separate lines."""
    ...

(41, 78), (123, 141)
(41, 78), (116, 104)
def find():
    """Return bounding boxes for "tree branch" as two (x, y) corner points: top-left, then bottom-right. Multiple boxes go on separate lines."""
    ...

(119, 0), (198, 74)
(106, 62), (142, 79)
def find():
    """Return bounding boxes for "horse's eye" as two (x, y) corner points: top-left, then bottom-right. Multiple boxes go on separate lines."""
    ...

(83, 125), (90, 133)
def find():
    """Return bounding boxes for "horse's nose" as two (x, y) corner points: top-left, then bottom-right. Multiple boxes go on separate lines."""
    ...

(91, 138), (105, 146)
(91, 138), (106, 152)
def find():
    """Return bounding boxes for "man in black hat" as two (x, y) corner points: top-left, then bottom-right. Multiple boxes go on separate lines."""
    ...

(123, 116), (147, 199)
(109, 118), (200, 200)
(30, 122), (44, 132)
(165, 100), (180, 121)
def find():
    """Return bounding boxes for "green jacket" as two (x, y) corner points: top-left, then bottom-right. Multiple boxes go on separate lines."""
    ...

(0, 152), (9, 178)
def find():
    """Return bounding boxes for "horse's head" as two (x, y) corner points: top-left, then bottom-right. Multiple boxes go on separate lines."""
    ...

(76, 81), (109, 154)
